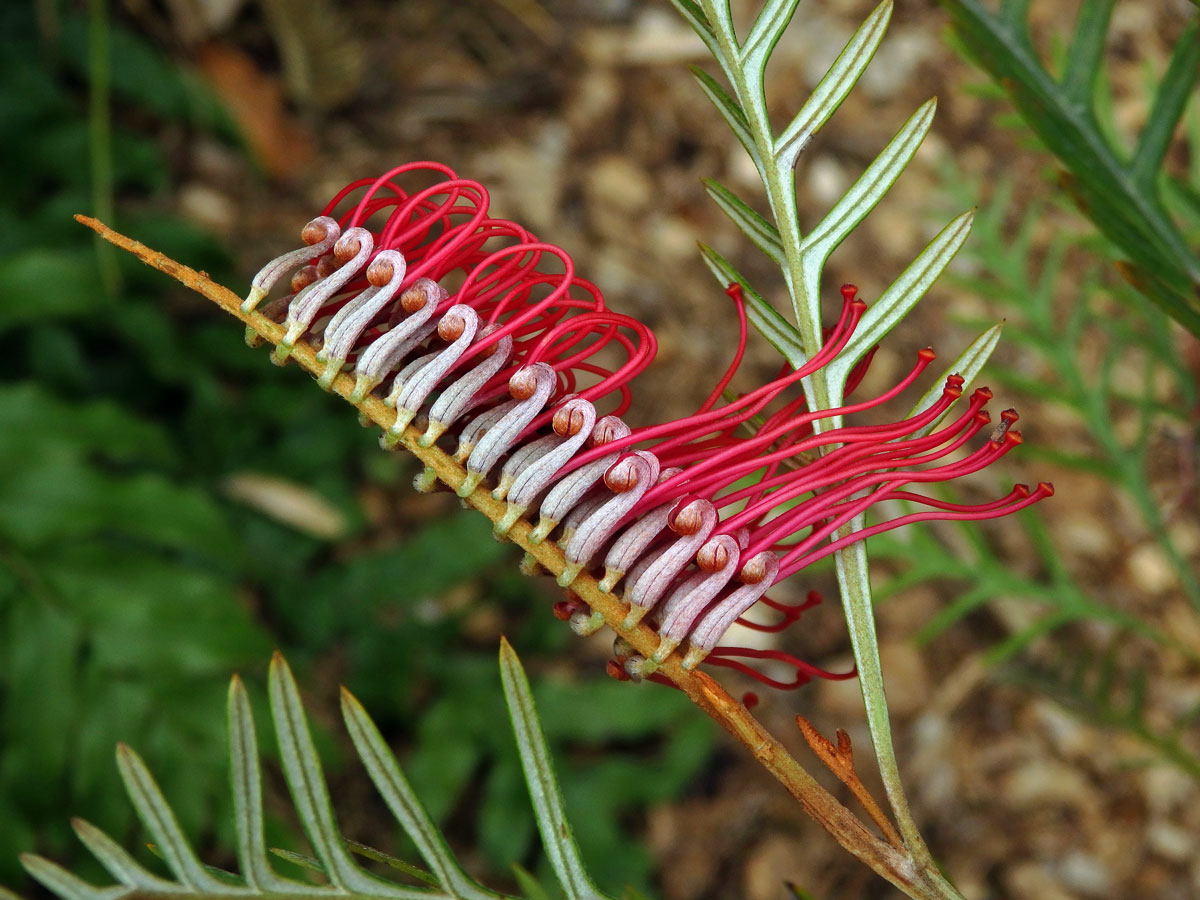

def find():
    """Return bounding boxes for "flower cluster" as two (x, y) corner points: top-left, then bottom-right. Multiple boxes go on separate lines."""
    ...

(246, 163), (1052, 690)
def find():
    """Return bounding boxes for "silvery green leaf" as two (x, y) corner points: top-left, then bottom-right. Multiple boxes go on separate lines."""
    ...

(833, 208), (975, 378)
(697, 243), (807, 367)
(696, 0), (737, 46)
(905, 323), (1004, 437)
(799, 99), (937, 263)
(498, 640), (613, 900)
(666, 0), (727, 69)
(68, 819), (181, 892)
(690, 67), (762, 171)
(341, 688), (505, 900)
(268, 653), (429, 899)
(115, 745), (240, 893)
(18, 855), (125, 900)
(228, 675), (301, 893)
(702, 179), (783, 263)
(775, 0), (893, 167)
(740, 0), (803, 71)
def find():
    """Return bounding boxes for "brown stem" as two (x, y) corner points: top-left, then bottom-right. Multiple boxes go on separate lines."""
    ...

(75, 215), (964, 900)
(796, 716), (904, 851)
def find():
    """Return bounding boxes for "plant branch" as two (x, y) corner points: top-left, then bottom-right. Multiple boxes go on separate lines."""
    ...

(75, 214), (966, 900)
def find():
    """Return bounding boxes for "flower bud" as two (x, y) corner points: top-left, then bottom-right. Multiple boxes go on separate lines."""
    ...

(301, 216), (337, 246)
(290, 265), (319, 293)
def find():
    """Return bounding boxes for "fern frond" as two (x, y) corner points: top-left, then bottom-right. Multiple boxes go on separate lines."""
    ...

(941, 0), (1200, 335)
(19, 650), (620, 900)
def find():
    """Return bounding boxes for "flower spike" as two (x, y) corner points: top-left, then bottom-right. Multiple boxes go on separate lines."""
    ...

(176, 162), (1052, 691)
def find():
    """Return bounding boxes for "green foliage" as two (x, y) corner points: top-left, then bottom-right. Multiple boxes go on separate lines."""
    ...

(940, 0), (1200, 335)
(16, 649), (630, 900)
(673, 1), (998, 866)
(2, 4), (713, 891)
(871, 169), (1200, 777)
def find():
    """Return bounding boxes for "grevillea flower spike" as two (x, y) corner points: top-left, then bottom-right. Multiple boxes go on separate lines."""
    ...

(75, 159), (1050, 900)
(218, 163), (1052, 693)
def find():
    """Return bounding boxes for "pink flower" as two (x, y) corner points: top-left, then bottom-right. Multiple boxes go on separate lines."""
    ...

(245, 163), (1052, 691)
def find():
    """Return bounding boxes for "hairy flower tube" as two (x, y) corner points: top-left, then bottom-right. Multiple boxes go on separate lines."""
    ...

(243, 162), (1052, 691)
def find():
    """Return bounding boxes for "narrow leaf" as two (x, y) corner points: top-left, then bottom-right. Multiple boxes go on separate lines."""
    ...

(835, 208), (974, 374)
(904, 323), (1004, 437)
(341, 687), (506, 900)
(702, 178), (783, 262)
(690, 66), (762, 169)
(69, 819), (181, 892)
(345, 842), (440, 889)
(268, 653), (430, 899)
(740, 0), (803, 71)
(228, 675), (301, 892)
(665, 0), (727, 72)
(697, 243), (808, 366)
(19, 856), (124, 900)
(799, 99), (937, 261)
(498, 639), (612, 900)
(774, 0), (893, 167)
(1060, 0), (1116, 106)
(115, 745), (237, 893)
(1131, 16), (1200, 190)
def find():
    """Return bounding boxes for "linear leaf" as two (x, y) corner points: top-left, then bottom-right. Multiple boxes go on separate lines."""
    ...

(498, 640), (612, 900)
(799, 98), (936, 261)
(942, 0), (1200, 334)
(835, 208), (974, 374)
(740, 0), (803, 71)
(702, 179), (783, 262)
(69, 819), (181, 892)
(115, 745), (239, 893)
(774, 0), (893, 167)
(690, 66), (762, 170)
(697, 243), (807, 366)
(1131, 16), (1200, 190)
(904, 323), (1004, 437)
(696, 0), (736, 46)
(666, 0), (729, 76)
(228, 676), (300, 893)
(341, 688), (506, 900)
(19, 856), (124, 900)
(1060, 0), (1115, 106)
(268, 654), (430, 899)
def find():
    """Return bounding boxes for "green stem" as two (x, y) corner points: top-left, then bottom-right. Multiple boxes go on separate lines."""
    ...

(696, 0), (934, 870)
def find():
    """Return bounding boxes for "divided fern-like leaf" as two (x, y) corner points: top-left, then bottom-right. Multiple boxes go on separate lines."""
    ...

(16, 649), (620, 900)
(940, 0), (1200, 335)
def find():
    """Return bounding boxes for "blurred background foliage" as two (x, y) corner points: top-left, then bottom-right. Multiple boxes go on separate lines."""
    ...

(3, 0), (1200, 898)
(0, 2), (713, 895)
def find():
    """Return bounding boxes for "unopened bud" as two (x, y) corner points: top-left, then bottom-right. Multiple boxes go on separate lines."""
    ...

(290, 265), (319, 293)
(588, 416), (630, 448)
(553, 402), (588, 437)
(738, 553), (771, 585)
(604, 456), (641, 493)
(697, 539), (731, 573)
(366, 257), (395, 287)
(333, 233), (362, 264)
(668, 498), (708, 536)
(509, 367), (540, 400)
(301, 217), (336, 246)
(438, 311), (468, 341)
